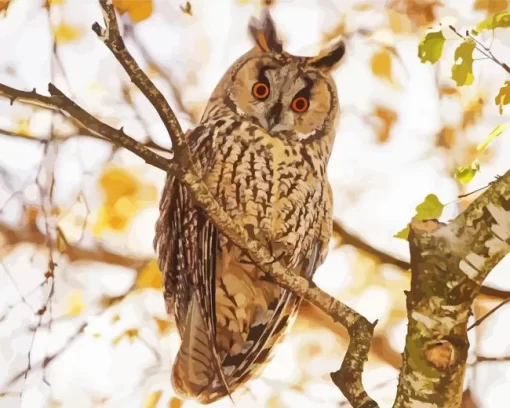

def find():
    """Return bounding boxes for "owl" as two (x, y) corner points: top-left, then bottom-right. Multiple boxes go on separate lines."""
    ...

(154, 10), (344, 404)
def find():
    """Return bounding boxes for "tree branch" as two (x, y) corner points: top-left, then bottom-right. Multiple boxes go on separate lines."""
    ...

(333, 221), (510, 299)
(0, 125), (173, 155)
(449, 25), (510, 74)
(0, 221), (149, 268)
(91, 0), (189, 158)
(394, 171), (510, 407)
(0, 83), (169, 171)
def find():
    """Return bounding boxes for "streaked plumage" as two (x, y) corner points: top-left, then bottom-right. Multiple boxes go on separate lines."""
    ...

(154, 10), (344, 404)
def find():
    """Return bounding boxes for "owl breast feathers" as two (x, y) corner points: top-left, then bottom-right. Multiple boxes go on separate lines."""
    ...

(154, 10), (345, 404)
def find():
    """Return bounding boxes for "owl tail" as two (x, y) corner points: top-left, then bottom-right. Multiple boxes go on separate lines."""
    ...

(171, 295), (232, 404)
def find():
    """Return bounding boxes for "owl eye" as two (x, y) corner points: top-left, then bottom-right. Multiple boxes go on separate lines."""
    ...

(252, 82), (270, 100)
(291, 96), (309, 113)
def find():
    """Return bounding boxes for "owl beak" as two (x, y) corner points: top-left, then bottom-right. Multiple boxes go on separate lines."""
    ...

(267, 101), (282, 130)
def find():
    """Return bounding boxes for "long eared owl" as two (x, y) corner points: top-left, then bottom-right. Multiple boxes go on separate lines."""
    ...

(154, 10), (344, 404)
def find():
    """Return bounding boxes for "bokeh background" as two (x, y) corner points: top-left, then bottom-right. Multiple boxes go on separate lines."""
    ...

(1, 0), (510, 407)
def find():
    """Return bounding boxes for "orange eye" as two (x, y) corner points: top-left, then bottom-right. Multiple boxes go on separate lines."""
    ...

(252, 82), (270, 100)
(291, 96), (309, 113)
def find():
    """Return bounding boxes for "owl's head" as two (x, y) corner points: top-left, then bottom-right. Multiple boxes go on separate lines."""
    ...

(209, 10), (345, 143)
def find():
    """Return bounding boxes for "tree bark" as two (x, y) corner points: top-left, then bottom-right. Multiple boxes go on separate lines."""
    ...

(394, 173), (510, 407)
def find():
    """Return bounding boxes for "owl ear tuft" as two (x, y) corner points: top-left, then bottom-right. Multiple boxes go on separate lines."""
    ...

(248, 9), (283, 53)
(309, 40), (346, 73)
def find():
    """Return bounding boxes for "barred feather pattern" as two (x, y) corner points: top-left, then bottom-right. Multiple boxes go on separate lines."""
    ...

(154, 99), (333, 403)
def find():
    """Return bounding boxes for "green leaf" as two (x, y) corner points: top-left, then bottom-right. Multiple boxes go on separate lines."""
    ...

(414, 194), (445, 220)
(455, 160), (480, 184)
(476, 122), (510, 152)
(473, 11), (510, 34)
(394, 226), (410, 240)
(394, 194), (445, 240)
(418, 30), (446, 64)
(454, 123), (509, 185)
(495, 81), (510, 114)
(451, 39), (476, 86)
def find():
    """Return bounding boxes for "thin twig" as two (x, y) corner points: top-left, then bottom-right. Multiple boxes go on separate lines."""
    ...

(0, 83), (169, 171)
(449, 25), (510, 74)
(468, 295), (510, 331)
(2, 323), (87, 388)
(0, 125), (173, 155)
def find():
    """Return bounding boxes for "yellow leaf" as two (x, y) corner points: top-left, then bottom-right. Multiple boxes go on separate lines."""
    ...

(474, 0), (508, 13)
(386, 0), (440, 30)
(418, 30), (445, 64)
(113, 0), (153, 23)
(495, 81), (510, 114)
(436, 126), (456, 148)
(142, 391), (162, 408)
(52, 22), (83, 44)
(46, 0), (66, 6)
(56, 226), (69, 253)
(154, 317), (172, 335)
(474, 11), (510, 34)
(353, 3), (373, 11)
(476, 122), (510, 152)
(451, 39), (476, 86)
(168, 398), (183, 408)
(93, 166), (157, 235)
(461, 95), (485, 130)
(0, 0), (10, 13)
(66, 290), (85, 317)
(387, 9), (411, 34)
(439, 86), (459, 96)
(372, 106), (397, 143)
(455, 160), (480, 184)
(136, 260), (163, 290)
(14, 117), (31, 137)
(113, 328), (139, 345)
(371, 48), (398, 87)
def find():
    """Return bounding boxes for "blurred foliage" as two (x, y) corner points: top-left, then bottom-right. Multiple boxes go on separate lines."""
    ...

(416, 9), (510, 186)
(113, 0), (154, 22)
(94, 165), (158, 235)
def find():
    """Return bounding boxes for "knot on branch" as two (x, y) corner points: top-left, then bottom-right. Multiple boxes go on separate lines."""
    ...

(424, 340), (456, 371)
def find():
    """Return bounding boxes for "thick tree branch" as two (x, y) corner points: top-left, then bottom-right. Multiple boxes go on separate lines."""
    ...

(394, 171), (510, 407)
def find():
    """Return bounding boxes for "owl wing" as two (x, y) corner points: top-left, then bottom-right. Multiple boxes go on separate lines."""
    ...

(219, 178), (333, 389)
(154, 175), (190, 335)
(220, 237), (325, 390)
(155, 127), (232, 397)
